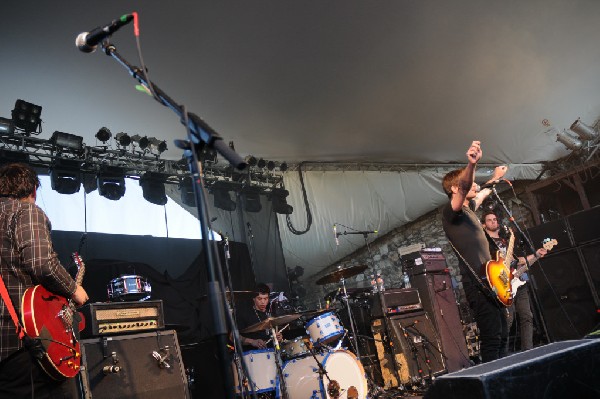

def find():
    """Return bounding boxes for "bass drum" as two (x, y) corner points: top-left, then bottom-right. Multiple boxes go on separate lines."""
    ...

(279, 349), (368, 399)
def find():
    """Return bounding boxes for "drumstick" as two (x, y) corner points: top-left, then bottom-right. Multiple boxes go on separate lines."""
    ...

(266, 324), (289, 344)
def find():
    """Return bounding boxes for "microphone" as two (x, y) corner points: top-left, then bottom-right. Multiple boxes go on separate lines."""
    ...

(477, 180), (501, 191)
(333, 224), (339, 246)
(76, 14), (134, 53)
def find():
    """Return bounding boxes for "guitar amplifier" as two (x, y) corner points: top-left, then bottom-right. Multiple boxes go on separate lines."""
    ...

(404, 248), (449, 276)
(371, 288), (422, 318)
(78, 330), (189, 399)
(80, 300), (165, 338)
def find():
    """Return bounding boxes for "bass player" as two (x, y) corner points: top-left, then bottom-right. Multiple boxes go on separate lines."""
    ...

(482, 210), (547, 352)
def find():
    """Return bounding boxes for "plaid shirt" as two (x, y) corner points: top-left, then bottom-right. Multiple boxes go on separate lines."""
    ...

(0, 198), (76, 361)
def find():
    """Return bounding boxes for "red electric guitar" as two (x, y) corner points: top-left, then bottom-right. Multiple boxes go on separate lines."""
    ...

(20, 253), (86, 379)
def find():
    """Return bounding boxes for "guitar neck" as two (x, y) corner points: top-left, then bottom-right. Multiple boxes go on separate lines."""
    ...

(504, 231), (515, 269)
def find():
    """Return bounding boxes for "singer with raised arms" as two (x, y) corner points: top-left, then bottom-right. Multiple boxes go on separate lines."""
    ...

(440, 141), (509, 363)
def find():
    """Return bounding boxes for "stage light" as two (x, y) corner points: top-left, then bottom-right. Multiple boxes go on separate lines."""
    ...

(97, 168), (126, 200)
(245, 156), (257, 167)
(49, 159), (82, 195)
(257, 158), (266, 168)
(95, 127), (112, 143)
(0, 117), (15, 135)
(212, 181), (236, 212)
(266, 160), (276, 171)
(570, 119), (598, 141)
(241, 186), (262, 213)
(139, 172), (168, 205)
(279, 162), (288, 172)
(131, 135), (149, 150)
(148, 137), (168, 154)
(11, 99), (42, 133)
(269, 188), (293, 214)
(556, 129), (583, 151)
(50, 131), (84, 151)
(115, 132), (131, 147)
(179, 176), (196, 207)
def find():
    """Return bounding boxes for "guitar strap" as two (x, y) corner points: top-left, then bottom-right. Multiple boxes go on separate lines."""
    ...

(0, 274), (25, 339)
(448, 239), (502, 308)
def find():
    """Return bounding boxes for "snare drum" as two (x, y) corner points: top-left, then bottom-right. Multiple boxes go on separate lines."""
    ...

(107, 275), (152, 301)
(233, 349), (277, 394)
(281, 336), (311, 360)
(278, 349), (368, 399)
(305, 311), (343, 346)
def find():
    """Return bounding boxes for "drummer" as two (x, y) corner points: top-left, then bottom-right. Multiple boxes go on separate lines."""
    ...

(236, 283), (283, 350)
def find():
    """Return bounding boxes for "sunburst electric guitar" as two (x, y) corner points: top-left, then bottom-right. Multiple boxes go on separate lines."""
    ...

(20, 253), (86, 380)
(485, 229), (516, 307)
(510, 238), (557, 298)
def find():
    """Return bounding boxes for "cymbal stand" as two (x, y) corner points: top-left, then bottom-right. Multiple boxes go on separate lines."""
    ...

(339, 277), (361, 359)
(223, 237), (257, 399)
(270, 327), (288, 399)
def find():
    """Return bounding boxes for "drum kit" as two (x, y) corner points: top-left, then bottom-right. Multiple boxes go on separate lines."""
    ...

(232, 264), (372, 399)
(107, 274), (152, 301)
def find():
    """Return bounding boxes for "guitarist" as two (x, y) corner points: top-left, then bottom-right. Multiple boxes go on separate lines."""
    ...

(482, 210), (546, 352)
(441, 140), (509, 363)
(0, 163), (88, 398)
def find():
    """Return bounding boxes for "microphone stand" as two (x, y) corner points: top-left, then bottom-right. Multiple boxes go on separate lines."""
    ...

(101, 41), (245, 399)
(489, 187), (551, 344)
(245, 223), (258, 287)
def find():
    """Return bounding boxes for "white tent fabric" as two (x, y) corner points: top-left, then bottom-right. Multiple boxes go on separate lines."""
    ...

(279, 164), (542, 276)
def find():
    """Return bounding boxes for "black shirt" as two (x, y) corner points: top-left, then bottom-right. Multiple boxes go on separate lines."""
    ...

(235, 303), (271, 351)
(441, 201), (491, 289)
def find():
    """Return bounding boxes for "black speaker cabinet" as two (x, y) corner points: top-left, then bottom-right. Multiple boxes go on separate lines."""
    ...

(79, 330), (190, 399)
(567, 206), (600, 245)
(424, 339), (600, 399)
(530, 249), (598, 340)
(411, 272), (470, 372)
(581, 241), (600, 295)
(372, 311), (445, 386)
(526, 218), (573, 252)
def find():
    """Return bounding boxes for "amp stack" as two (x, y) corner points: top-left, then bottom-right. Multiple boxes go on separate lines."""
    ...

(76, 300), (190, 399)
(403, 248), (471, 372)
(370, 288), (446, 388)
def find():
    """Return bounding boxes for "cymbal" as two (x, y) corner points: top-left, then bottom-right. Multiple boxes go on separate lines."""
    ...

(241, 314), (301, 333)
(316, 264), (368, 285)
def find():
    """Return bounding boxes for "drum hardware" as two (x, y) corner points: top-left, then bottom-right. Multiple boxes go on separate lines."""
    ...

(107, 275), (152, 302)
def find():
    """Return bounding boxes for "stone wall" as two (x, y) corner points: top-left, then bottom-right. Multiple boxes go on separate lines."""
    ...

(293, 182), (536, 317)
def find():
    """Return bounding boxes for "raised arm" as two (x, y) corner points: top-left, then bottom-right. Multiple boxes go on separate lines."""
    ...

(451, 140), (482, 211)
(473, 165), (508, 210)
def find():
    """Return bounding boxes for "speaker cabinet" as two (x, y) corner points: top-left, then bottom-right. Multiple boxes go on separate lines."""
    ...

(581, 241), (600, 295)
(526, 218), (573, 252)
(411, 272), (470, 372)
(372, 311), (445, 386)
(530, 249), (598, 340)
(424, 339), (600, 399)
(567, 206), (600, 245)
(79, 330), (190, 399)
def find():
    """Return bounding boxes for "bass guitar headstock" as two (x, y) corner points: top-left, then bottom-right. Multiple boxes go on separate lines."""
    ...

(542, 238), (558, 251)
